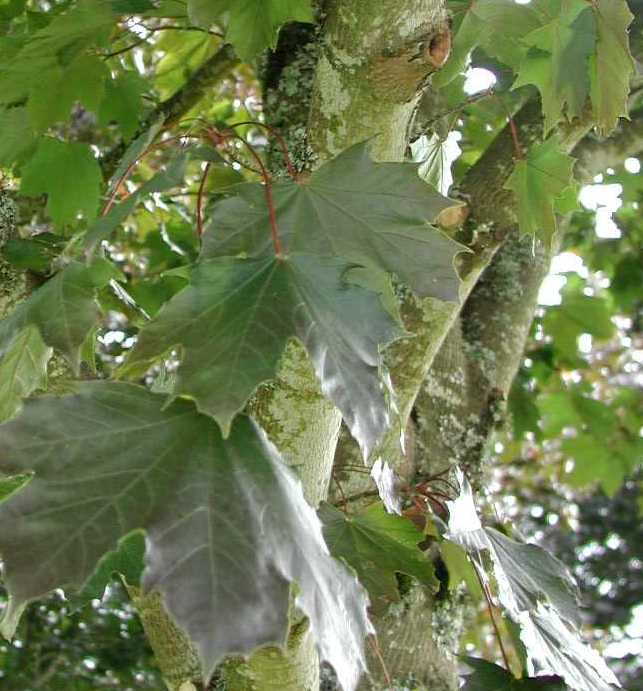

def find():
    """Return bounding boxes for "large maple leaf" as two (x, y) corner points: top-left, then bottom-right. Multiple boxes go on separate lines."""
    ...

(0, 382), (370, 690)
(202, 142), (463, 302)
(122, 254), (404, 459)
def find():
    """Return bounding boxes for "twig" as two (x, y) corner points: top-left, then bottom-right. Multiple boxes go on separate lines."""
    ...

(368, 634), (393, 687)
(471, 559), (512, 672)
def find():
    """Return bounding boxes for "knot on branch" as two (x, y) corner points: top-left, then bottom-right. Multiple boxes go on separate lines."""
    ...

(370, 21), (452, 102)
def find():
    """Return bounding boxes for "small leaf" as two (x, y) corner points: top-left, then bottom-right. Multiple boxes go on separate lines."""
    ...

(589, 0), (635, 135)
(122, 254), (403, 459)
(0, 260), (119, 373)
(439, 541), (482, 598)
(461, 657), (568, 690)
(513, 2), (596, 133)
(0, 382), (370, 690)
(0, 325), (51, 423)
(411, 133), (461, 196)
(319, 503), (439, 613)
(204, 142), (463, 301)
(0, 0), (114, 108)
(27, 54), (109, 131)
(98, 72), (147, 141)
(370, 458), (403, 514)
(188, 0), (314, 61)
(20, 138), (103, 229)
(504, 137), (575, 244)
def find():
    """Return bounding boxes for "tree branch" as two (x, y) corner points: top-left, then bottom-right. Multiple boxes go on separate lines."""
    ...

(102, 44), (239, 177)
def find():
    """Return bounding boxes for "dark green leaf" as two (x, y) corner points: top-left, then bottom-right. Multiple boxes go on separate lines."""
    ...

(0, 260), (120, 373)
(461, 657), (568, 690)
(122, 254), (403, 458)
(508, 378), (542, 441)
(1, 233), (65, 273)
(204, 142), (463, 301)
(20, 138), (103, 229)
(319, 503), (439, 613)
(68, 531), (146, 609)
(0, 382), (370, 690)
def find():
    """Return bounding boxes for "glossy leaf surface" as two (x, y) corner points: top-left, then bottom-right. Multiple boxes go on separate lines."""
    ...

(0, 382), (370, 690)
(123, 254), (403, 458)
(203, 142), (462, 301)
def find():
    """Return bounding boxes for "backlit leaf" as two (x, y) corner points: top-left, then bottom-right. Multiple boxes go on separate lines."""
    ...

(27, 54), (109, 131)
(0, 107), (36, 167)
(204, 142), (463, 301)
(0, 382), (370, 690)
(122, 254), (403, 459)
(98, 72), (147, 141)
(0, 0), (113, 112)
(589, 0), (635, 135)
(188, 0), (314, 61)
(504, 137), (575, 244)
(319, 503), (439, 613)
(20, 138), (103, 229)
(432, 0), (542, 88)
(513, 2), (596, 133)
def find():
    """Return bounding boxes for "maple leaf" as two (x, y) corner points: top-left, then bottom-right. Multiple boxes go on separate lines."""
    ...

(27, 54), (109, 131)
(122, 254), (404, 459)
(98, 72), (148, 141)
(20, 139), (103, 229)
(461, 657), (568, 690)
(0, 382), (370, 690)
(319, 503), (439, 614)
(0, 107), (37, 167)
(504, 137), (575, 244)
(432, 0), (543, 88)
(446, 470), (620, 691)
(0, 260), (120, 374)
(0, 326), (51, 423)
(188, 0), (314, 60)
(0, 0), (114, 122)
(203, 142), (463, 301)
(589, 0), (636, 135)
(513, 1), (596, 133)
